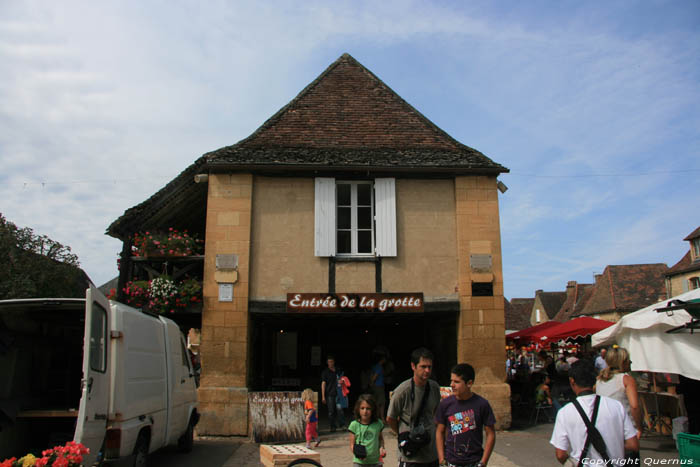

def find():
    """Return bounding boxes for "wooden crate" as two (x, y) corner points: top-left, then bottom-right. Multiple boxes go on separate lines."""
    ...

(260, 444), (321, 466)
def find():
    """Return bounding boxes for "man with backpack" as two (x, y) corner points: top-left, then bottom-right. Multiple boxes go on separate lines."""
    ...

(550, 359), (639, 465)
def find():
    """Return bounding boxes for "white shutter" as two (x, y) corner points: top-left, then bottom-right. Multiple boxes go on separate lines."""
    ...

(374, 178), (397, 257)
(314, 177), (336, 256)
(683, 279), (690, 293)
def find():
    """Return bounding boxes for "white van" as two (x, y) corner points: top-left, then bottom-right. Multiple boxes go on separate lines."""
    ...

(0, 285), (199, 466)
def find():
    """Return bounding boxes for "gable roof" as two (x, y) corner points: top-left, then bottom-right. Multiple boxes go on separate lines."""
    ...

(107, 53), (507, 239)
(536, 290), (567, 319)
(205, 53), (507, 174)
(578, 264), (668, 316)
(506, 298), (533, 331)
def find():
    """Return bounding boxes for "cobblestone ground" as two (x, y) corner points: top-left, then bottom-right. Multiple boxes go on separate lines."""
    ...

(217, 423), (680, 467)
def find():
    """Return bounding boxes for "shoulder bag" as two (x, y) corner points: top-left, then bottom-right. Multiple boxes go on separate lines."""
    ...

(571, 395), (611, 467)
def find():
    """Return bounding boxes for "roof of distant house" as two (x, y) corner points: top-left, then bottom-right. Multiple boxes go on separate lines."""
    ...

(506, 298), (533, 330)
(553, 282), (594, 322)
(536, 290), (567, 319)
(108, 53), (507, 239)
(683, 226), (700, 241)
(577, 263), (668, 316)
(666, 250), (700, 276)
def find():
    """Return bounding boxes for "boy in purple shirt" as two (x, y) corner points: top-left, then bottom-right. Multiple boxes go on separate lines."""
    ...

(435, 363), (496, 467)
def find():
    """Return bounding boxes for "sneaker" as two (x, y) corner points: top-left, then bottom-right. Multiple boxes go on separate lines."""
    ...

(314, 438), (321, 447)
(305, 444), (311, 449)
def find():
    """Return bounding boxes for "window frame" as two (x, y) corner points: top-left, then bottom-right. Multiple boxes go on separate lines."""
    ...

(690, 277), (700, 290)
(335, 180), (375, 257)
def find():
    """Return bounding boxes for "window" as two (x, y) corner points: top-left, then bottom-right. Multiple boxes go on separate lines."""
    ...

(89, 303), (107, 373)
(336, 182), (373, 255)
(692, 238), (700, 259)
(535, 309), (541, 323)
(690, 277), (700, 290)
(315, 177), (396, 257)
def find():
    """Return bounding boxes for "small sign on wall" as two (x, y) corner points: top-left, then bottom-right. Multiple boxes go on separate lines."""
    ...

(218, 283), (233, 302)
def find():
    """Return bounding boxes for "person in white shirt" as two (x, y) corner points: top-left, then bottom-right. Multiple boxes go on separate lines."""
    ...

(594, 348), (608, 373)
(550, 359), (638, 466)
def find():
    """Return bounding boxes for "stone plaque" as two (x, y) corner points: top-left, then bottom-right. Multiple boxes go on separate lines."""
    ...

(470, 254), (492, 273)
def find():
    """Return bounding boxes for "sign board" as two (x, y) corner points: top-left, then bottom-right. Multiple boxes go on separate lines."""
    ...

(287, 293), (424, 313)
(218, 283), (233, 302)
(249, 391), (304, 443)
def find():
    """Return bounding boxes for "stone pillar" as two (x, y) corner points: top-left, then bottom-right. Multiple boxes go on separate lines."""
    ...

(455, 175), (511, 429)
(197, 173), (252, 435)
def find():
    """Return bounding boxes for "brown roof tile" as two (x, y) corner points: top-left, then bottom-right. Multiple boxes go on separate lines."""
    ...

(506, 298), (533, 330)
(206, 53), (507, 174)
(578, 264), (668, 316)
(553, 281), (594, 322)
(536, 290), (567, 319)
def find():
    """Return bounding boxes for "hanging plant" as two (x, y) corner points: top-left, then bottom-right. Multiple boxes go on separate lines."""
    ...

(131, 228), (203, 257)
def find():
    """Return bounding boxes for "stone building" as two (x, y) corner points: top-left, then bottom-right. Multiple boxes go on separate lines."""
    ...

(108, 53), (511, 434)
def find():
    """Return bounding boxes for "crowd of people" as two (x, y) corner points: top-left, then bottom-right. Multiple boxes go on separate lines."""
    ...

(307, 348), (496, 467)
(301, 344), (693, 466)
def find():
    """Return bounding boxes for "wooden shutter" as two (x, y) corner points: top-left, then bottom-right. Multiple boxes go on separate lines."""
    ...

(314, 177), (336, 256)
(374, 178), (397, 257)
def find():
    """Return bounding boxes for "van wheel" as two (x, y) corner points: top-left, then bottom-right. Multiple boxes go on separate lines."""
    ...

(132, 433), (149, 467)
(177, 418), (194, 453)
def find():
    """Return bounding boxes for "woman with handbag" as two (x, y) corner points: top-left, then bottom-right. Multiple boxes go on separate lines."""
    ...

(349, 394), (386, 466)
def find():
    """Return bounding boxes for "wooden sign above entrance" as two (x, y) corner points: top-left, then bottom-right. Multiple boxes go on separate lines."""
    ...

(287, 293), (424, 313)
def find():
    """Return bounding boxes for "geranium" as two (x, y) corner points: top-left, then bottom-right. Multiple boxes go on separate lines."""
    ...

(121, 277), (202, 314)
(131, 228), (203, 257)
(1, 442), (88, 467)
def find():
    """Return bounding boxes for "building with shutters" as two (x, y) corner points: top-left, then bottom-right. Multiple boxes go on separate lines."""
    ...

(108, 53), (511, 434)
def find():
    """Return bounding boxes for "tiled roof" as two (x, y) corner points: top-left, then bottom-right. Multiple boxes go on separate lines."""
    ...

(537, 290), (567, 319)
(108, 53), (507, 238)
(666, 250), (700, 276)
(578, 264), (668, 316)
(683, 226), (700, 241)
(506, 298), (533, 330)
(552, 282), (594, 322)
(205, 53), (508, 174)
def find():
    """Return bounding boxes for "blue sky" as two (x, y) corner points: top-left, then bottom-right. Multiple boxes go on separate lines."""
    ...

(1, 1), (698, 299)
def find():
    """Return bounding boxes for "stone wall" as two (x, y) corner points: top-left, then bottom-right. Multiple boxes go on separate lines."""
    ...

(197, 173), (252, 436)
(455, 175), (511, 429)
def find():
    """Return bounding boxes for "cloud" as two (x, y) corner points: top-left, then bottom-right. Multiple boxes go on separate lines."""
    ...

(0, 0), (698, 297)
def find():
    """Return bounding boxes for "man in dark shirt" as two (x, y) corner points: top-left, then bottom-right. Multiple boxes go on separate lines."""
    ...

(435, 363), (496, 467)
(321, 355), (341, 432)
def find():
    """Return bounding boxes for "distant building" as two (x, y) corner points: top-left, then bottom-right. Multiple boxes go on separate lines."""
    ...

(529, 289), (567, 325)
(577, 264), (668, 321)
(665, 226), (700, 297)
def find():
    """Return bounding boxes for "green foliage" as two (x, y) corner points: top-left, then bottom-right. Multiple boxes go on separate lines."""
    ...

(0, 213), (87, 300)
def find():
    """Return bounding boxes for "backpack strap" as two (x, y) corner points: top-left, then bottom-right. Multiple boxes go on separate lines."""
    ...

(572, 395), (611, 467)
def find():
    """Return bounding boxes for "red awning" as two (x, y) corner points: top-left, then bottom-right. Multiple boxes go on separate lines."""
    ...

(535, 317), (614, 342)
(506, 321), (561, 343)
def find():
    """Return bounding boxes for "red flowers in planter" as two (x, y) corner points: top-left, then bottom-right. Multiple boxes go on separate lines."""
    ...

(131, 228), (203, 257)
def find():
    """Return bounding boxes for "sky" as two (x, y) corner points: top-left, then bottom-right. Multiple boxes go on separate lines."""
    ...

(1, 1), (699, 300)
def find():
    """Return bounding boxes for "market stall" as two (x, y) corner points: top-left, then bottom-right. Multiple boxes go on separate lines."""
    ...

(592, 289), (700, 436)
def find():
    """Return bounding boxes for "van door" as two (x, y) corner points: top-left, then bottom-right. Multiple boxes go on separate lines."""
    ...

(74, 285), (111, 465)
